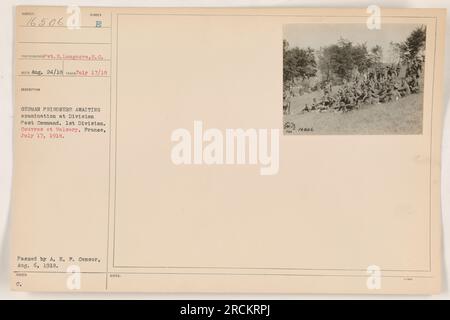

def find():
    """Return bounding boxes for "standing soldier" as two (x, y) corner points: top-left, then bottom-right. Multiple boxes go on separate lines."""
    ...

(283, 90), (291, 115)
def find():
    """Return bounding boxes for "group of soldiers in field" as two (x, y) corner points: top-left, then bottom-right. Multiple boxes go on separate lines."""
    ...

(283, 59), (424, 115)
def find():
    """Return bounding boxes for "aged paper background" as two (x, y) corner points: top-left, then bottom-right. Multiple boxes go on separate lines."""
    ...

(1, 2), (449, 297)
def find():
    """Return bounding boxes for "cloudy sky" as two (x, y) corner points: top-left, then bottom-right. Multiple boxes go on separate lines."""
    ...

(283, 23), (425, 62)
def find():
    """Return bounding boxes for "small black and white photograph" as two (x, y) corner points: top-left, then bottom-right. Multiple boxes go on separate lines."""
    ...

(283, 23), (427, 135)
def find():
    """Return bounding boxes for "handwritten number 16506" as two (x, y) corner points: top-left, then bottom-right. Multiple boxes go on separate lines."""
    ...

(26, 16), (65, 27)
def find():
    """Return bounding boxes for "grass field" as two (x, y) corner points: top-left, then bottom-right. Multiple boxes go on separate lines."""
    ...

(284, 92), (424, 135)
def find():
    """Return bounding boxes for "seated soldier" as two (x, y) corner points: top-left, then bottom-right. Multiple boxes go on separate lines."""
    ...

(337, 99), (347, 112)
(378, 84), (389, 103)
(308, 97), (320, 111)
(367, 87), (380, 104)
(398, 79), (411, 97)
(409, 76), (420, 93)
(390, 86), (401, 101)
(384, 86), (395, 102)
(320, 94), (332, 110)
(345, 92), (357, 111)
(318, 102), (329, 112)
(358, 88), (369, 104)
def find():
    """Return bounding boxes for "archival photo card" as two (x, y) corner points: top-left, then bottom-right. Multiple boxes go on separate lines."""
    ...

(11, 7), (445, 294)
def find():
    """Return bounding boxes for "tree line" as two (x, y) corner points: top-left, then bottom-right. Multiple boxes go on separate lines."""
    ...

(283, 26), (426, 91)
